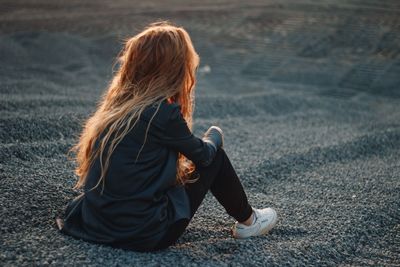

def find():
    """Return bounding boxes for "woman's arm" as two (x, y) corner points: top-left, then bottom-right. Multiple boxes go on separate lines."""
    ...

(159, 105), (223, 167)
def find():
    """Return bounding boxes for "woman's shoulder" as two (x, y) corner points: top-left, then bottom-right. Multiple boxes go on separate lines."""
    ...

(142, 99), (181, 118)
(140, 99), (181, 128)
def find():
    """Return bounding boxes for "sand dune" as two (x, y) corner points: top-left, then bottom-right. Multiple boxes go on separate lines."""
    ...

(1, 0), (399, 266)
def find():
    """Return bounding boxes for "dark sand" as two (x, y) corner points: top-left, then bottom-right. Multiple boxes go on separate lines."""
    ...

(1, 0), (400, 266)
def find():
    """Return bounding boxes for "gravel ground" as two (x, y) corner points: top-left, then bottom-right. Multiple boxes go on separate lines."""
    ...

(1, 0), (400, 266)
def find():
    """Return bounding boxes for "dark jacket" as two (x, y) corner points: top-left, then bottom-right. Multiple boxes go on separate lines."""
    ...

(59, 99), (223, 251)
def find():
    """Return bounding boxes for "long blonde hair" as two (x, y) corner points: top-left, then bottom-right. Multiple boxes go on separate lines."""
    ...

(71, 21), (200, 191)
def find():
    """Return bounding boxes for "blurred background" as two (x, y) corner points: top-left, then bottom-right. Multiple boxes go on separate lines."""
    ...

(1, 1), (399, 266)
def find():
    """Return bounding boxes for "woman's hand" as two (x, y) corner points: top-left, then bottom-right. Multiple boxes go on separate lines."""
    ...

(203, 126), (224, 149)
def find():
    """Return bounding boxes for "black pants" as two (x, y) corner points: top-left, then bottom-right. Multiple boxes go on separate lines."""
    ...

(153, 147), (253, 250)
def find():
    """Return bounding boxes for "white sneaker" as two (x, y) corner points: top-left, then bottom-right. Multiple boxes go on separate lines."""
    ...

(232, 207), (278, 239)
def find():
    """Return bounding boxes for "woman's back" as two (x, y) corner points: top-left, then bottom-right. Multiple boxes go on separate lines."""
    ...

(62, 100), (191, 251)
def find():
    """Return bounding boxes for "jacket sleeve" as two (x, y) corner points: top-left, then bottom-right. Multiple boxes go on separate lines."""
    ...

(159, 104), (223, 167)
